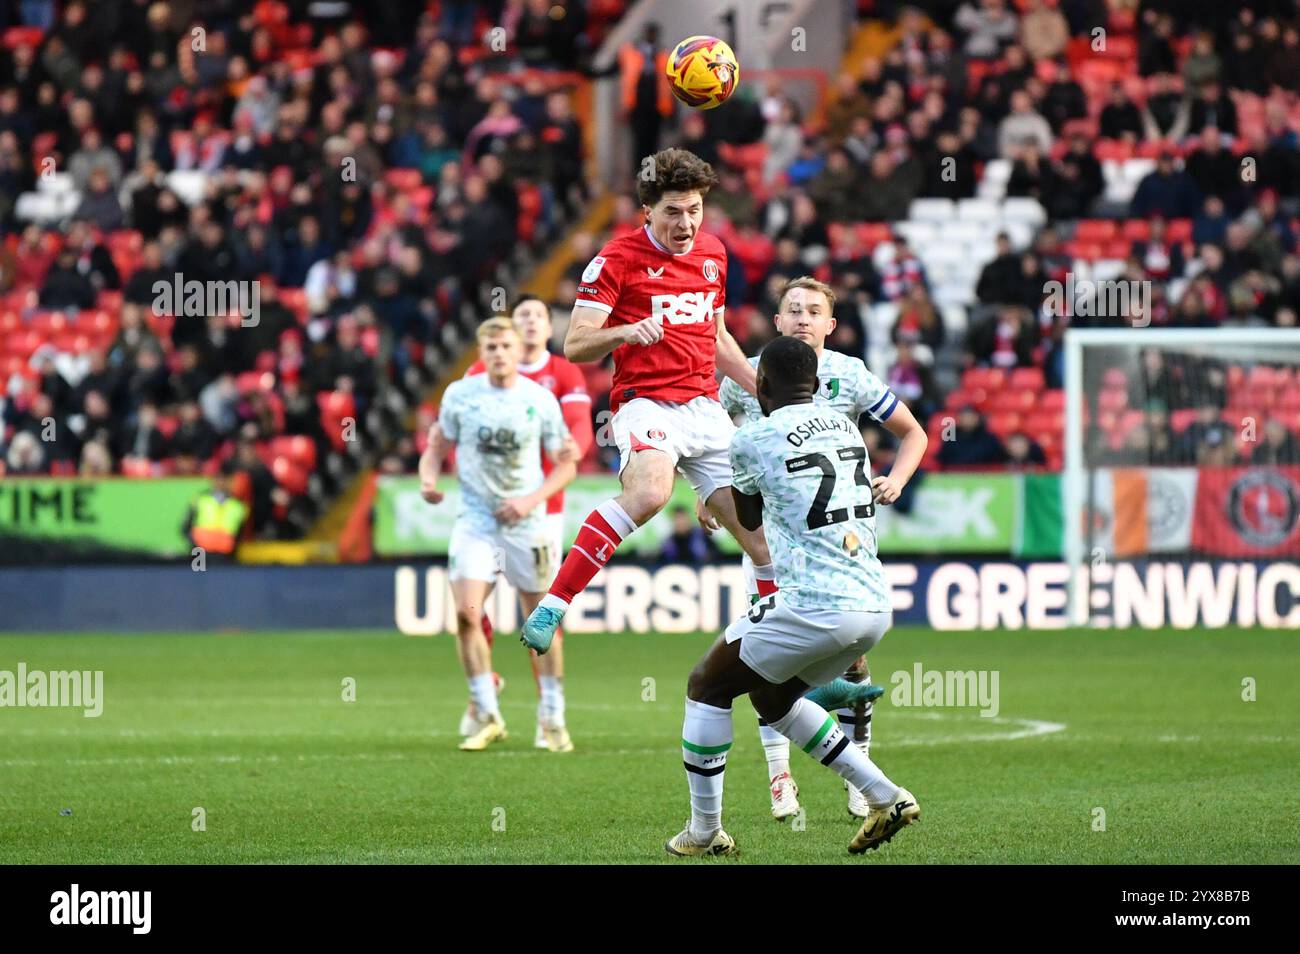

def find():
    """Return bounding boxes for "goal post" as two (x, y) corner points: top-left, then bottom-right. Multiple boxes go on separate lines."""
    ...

(1063, 327), (1300, 625)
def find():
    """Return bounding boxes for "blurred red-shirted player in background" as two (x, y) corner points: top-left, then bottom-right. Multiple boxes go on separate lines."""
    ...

(457, 295), (594, 750)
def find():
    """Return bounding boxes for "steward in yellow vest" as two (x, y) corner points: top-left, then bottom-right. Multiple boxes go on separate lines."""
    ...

(184, 462), (248, 557)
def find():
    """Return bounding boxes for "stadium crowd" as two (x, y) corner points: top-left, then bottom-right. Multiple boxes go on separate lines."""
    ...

(2, 0), (1299, 543)
(560, 0), (1300, 475)
(0, 0), (622, 537)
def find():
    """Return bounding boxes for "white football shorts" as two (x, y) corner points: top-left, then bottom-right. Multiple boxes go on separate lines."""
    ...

(611, 395), (735, 503)
(724, 591), (892, 686)
(448, 519), (559, 594)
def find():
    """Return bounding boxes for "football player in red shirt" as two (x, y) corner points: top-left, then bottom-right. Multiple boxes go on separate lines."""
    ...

(456, 295), (594, 751)
(521, 148), (774, 652)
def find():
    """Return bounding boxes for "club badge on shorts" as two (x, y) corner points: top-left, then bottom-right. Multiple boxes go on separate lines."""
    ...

(647, 429), (666, 442)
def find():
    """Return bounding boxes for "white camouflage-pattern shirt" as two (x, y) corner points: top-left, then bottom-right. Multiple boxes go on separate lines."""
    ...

(730, 401), (890, 612)
(719, 348), (899, 426)
(438, 374), (569, 534)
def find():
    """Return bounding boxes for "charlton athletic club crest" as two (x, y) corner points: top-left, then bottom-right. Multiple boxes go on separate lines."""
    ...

(1227, 471), (1299, 547)
(703, 259), (719, 282)
(647, 429), (666, 442)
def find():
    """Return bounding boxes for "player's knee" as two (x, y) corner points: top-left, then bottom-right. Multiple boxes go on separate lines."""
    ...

(685, 662), (715, 705)
(454, 606), (481, 635)
(686, 662), (731, 708)
(623, 478), (672, 522)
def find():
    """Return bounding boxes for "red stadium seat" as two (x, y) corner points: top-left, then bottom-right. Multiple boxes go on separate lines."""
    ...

(269, 435), (317, 471)
(962, 367), (1006, 392)
(988, 390), (1036, 413)
(1075, 220), (1117, 242)
(271, 456), (310, 495)
(1121, 219), (1151, 241)
(986, 412), (1022, 437)
(1073, 241), (1106, 261)
(1008, 367), (1045, 392)
(1024, 411), (1065, 437)
(1040, 390), (1066, 412)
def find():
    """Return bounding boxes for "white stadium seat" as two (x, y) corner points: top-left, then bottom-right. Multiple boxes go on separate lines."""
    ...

(1003, 221), (1035, 249)
(1091, 259), (1128, 281)
(982, 159), (1013, 184)
(957, 198), (1001, 222)
(166, 170), (209, 206)
(868, 302), (898, 344)
(37, 172), (76, 194)
(892, 220), (937, 246)
(941, 304), (969, 335)
(1001, 197), (1047, 226)
(908, 198), (955, 222)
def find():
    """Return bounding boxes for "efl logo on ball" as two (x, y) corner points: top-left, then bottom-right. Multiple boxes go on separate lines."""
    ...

(665, 35), (739, 110)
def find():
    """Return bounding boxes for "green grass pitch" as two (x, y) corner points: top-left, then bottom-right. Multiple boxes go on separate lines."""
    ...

(1, 626), (1296, 864)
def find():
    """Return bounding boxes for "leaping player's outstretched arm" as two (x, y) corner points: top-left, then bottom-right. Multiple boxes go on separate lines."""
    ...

(715, 321), (757, 396)
(564, 304), (663, 363)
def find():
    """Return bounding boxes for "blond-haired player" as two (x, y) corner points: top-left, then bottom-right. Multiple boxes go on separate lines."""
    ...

(715, 277), (928, 820)
(421, 317), (581, 751)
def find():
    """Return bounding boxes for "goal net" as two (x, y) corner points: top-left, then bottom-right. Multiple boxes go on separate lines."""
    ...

(1063, 328), (1300, 625)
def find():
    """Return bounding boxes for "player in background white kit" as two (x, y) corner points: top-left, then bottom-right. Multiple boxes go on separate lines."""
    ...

(712, 277), (929, 820)
(420, 317), (581, 752)
(461, 297), (595, 750)
(667, 336), (922, 857)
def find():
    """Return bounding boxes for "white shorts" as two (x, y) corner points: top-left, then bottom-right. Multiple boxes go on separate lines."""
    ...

(611, 396), (735, 502)
(724, 592), (891, 686)
(448, 519), (559, 594)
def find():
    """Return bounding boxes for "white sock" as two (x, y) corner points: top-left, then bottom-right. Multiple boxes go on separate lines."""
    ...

(769, 698), (897, 808)
(538, 675), (565, 727)
(468, 673), (499, 719)
(757, 721), (790, 778)
(682, 698), (732, 839)
(597, 499), (639, 535)
(752, 562), (776, 584)
(539, 593), (569, 613)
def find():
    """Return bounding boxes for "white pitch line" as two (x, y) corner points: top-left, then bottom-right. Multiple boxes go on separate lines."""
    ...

(0, 715), (1070, 766)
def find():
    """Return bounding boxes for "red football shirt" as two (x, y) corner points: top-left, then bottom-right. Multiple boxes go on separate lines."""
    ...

(465, 352), (592, 514)
(574, 226), (727, 414)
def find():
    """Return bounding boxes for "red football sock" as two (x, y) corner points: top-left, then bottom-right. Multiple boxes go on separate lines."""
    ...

(481, 614), (493, 648)
(756, 578), (778, 597)
(548, 501), (636, 605)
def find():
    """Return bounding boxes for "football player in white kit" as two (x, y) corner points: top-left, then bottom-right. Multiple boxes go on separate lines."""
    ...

(420, 317), (581, 752)
(714, 277), (928, 820)
(668, 335), (923, 857)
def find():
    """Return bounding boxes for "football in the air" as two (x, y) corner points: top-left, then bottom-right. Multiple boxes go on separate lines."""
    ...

(665, 35), (739, 109)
